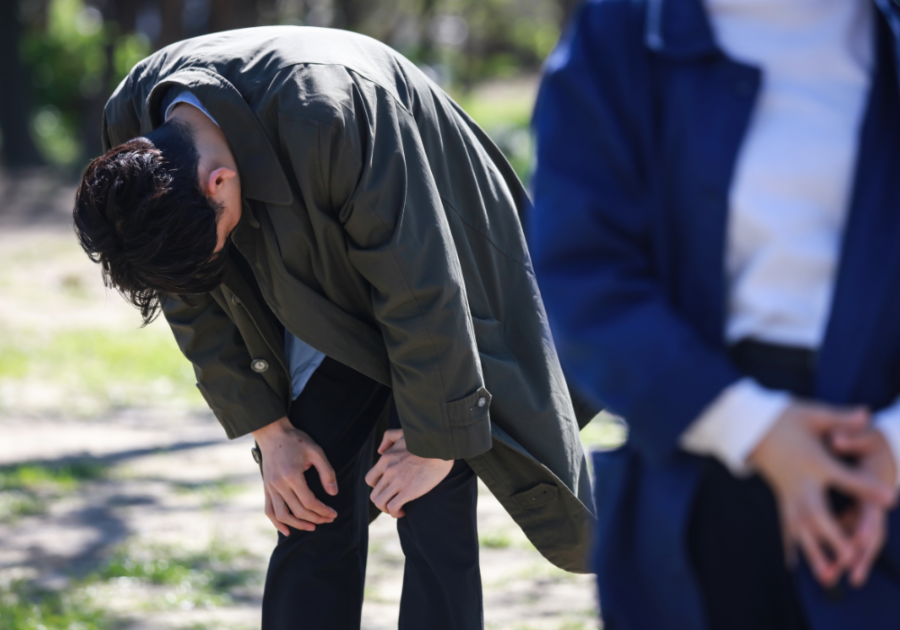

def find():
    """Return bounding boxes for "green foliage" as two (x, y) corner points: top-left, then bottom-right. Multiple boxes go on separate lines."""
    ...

(16, 0), (555, 168)
(23, 0), (106, 111)
(20, 0), (150, 165)
(357, 0), (561, 87)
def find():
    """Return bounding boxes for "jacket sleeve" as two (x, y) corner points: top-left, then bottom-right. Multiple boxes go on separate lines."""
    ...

(282, 77), (491, 461)
(101, 74), (142, 150)
(162, 292), (288, 439)
(529, 1), (742, 464)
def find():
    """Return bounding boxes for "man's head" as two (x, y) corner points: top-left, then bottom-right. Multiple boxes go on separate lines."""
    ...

(74, 114), (241, 324)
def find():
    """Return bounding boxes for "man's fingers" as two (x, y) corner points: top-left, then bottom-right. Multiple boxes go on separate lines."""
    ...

(290, 480), (339, 520)
(378, 429), (403, 455)
(264, 489), (290, 536)
(281, 487), (334, 524)
(807, 501), (854, 568)
(808, 406), (869, 434)
(386, 493), (408, 518)
(365, 456), (388, 488)
(797, 527), (840, 587)
(270, 491), (316, 532)
(308, 447), (339, 496)
(826, 461), (894, 508)
(370, 477), (399, 514)
(849, 503), (885, 588)
(831, 431), (881, 456)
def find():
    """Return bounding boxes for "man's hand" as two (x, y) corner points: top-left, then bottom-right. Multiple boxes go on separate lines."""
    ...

(252, 416), (339, 536)
(364, 429), (453, 518)
(830, 427), (898, 587)
(748, 402), (895, 587)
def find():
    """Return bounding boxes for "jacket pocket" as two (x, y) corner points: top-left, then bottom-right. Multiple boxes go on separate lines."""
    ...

(511, 483), (559, 511)
(442, 386), (492, 428)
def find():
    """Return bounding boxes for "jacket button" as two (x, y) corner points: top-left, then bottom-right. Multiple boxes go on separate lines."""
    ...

(477, 396), (486, 408)
(231, 294), (241, 306)
(251, 359), (269, 373)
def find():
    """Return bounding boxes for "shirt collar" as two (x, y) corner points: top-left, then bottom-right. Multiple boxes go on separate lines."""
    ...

(142, 67), (293, 206)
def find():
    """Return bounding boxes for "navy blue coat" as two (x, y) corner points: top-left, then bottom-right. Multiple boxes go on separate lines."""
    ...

(530, 0), (900, 628)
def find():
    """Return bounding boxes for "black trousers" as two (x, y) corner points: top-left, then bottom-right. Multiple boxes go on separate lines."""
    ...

(261, 357), (484, 630)
(688, 341), (815, 630)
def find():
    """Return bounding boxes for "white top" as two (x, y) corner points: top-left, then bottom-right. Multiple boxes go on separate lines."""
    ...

(165, 91), (325, 401)
(680, 0), (900, 482)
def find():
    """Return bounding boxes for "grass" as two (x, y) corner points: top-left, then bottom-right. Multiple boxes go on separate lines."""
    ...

(0, 540), (262, 629)
(580, 413), (628, 450)
(0, 460), (108, 523)
(0, 326), (205, 414)
(480, 529), (515, 549)
(454, 80), (536, 184)
(0, 461), (107, 492)
(0, 579), (116, 630)
(172, 479), (243, 509)
(95, 541), (260, 610)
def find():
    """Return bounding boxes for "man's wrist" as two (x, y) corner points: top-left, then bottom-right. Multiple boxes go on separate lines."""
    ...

(251, 415), (292, 444)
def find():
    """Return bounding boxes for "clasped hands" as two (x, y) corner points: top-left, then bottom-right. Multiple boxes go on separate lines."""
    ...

(252, 417), (453, 536)
(748, 402), (898, 589)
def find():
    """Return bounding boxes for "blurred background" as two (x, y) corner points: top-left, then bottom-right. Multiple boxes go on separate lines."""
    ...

(0, 0), (583, 177)
(0, 1), (622, 628)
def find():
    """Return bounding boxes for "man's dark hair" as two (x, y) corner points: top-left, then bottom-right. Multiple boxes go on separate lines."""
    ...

(74, 120), (228, 325)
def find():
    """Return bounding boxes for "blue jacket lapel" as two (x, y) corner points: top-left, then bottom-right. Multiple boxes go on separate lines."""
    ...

(817, 12), (900, 405)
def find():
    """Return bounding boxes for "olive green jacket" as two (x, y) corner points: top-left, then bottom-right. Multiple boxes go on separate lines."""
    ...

(101, 26), (595, 572)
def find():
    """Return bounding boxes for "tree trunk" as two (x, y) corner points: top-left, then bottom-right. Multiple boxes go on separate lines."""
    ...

(558, 0), (581, 29)
(111, 0), (137, 35)
(418, 0), (438, 66)
(158, 0), (185, 48)
(209, 0), (258, 33)
(0, 0), (45, 168)
(333, 0), (368, 31)
(80, 39), (115, 160)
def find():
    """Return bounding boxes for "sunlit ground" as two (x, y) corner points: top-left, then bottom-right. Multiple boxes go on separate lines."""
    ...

(0, 79), (620, 630)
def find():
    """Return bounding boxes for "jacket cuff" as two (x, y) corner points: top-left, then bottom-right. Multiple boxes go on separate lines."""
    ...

(197, 382), (288, 439)
(404, 387), (494, 460)
(405, 416), (493, 460)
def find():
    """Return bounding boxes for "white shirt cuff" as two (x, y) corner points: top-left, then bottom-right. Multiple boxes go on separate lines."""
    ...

(680, 377), (792, 476)
(874, 403), (900, 489)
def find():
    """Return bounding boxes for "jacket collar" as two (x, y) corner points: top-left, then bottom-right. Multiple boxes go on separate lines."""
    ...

(141, 67), (293, 206)
(644, 0), (719, 59)
(646, 0), (900, 61)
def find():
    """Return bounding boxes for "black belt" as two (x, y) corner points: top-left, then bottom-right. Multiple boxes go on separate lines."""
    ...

(729, 340), (817, 398)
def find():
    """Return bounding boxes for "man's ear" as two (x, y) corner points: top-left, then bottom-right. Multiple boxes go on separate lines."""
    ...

(205, 167), (237, 196)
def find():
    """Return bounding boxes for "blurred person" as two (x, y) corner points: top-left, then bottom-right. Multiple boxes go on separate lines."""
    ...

(72, 26), (595, 630)
(530, 0), (900, 629)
